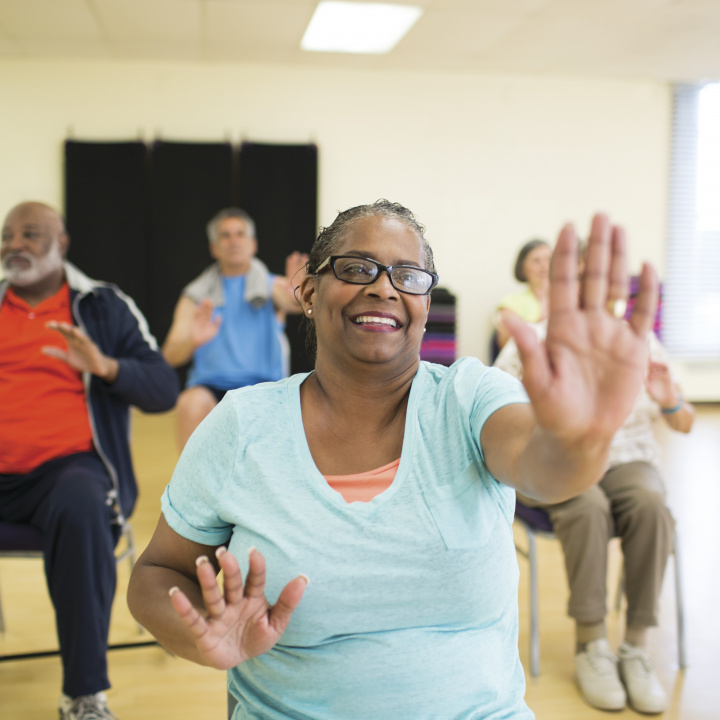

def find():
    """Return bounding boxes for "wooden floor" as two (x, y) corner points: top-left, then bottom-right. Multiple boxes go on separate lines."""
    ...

(1, 403), (718, 719)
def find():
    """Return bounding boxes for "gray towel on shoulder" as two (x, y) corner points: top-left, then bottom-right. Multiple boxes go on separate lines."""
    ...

(244, 258), (271, 308)
(182, 259), (271, 309)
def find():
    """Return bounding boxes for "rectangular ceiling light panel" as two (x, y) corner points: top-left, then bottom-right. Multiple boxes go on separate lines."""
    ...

(301, 1), (423, 54)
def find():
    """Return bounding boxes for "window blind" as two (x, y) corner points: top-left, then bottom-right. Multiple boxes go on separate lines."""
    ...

(664, 84), (720, 359)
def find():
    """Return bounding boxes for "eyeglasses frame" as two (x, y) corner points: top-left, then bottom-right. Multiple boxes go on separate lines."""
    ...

(314, 255), (439, 296)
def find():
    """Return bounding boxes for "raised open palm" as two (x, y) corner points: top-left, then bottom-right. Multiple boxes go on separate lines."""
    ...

(42, 321), (115, 379)
(168, 546), (308, 670)
(504, 214), (658, 446)
(191, 298), (222, 349)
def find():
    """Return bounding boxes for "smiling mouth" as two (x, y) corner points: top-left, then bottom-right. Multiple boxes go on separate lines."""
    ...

(353, 315), (399, 328)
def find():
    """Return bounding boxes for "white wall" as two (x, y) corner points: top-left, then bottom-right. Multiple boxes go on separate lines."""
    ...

(3, 57), (711, 397)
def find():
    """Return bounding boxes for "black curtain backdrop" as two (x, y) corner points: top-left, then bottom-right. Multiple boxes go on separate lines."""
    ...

(238, 142), (318, 373)
(64, 141), (150, 315)
(64, 139), (318, 378)
(148, 141), (235, 352)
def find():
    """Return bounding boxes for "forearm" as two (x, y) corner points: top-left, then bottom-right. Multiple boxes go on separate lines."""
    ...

(94, 356), (119, 383)
(127, 562), (212, 665)
(511, 424), (612, 504)
(483, 403), (612, 504)
(163, 297), (205, 366)
(162, 338), (195, 367)
(109, 356), (179, 411)
(272, 276), (302, 314)
(661, 398), (695, 433)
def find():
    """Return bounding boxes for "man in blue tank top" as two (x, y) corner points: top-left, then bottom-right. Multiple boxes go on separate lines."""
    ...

(162, 207), (307, 450)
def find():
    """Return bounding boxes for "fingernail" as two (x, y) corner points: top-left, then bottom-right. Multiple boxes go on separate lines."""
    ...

(299, 574), (310, 586)
(248, 546), (256, 557)
(169, 586), (180, 596)
(195, 555), (209, 567)
(215, 546), (227, 559)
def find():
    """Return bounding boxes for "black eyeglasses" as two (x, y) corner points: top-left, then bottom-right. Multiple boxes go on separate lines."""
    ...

(315, 255), (439, 296)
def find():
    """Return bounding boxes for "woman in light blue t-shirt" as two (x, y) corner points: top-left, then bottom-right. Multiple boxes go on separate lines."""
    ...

(128, 200), (659, 720)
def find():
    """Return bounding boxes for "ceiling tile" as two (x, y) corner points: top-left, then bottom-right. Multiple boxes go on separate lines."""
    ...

(107, 39), (202, 62)
(0, 0), (99, 40)
(0, 0), (717, 82)
(92, 0), (201, 42)
(204, 1), (315, 60)
(395, 9), (527, 60)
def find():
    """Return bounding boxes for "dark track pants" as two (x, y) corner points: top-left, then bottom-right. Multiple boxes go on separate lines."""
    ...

(0, 452), (119, 697)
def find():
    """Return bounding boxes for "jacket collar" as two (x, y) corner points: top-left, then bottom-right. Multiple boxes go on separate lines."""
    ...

(63, 260), (101, 294)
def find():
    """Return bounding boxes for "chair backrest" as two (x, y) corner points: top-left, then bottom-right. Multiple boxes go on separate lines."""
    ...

(489, 329), (501, 364)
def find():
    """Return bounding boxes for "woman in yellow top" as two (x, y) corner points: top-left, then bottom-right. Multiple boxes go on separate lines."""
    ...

(494, 239), (551, 352)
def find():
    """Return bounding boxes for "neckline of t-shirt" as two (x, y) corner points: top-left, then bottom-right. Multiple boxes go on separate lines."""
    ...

(287, 368), (423, 514)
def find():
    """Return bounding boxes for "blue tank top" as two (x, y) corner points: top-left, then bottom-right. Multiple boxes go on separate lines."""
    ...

(186, 275), (286, 390)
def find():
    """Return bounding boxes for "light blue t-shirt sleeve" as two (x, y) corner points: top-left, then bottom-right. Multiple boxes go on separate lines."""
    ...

(469, 364), (529, 449)
(161, 394), (238, 546)
(447, 359), (530, 520)
(447, 359), (529, 457)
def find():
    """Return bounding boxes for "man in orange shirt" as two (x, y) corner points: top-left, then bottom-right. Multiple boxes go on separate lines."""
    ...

(0, 202), (178, 720)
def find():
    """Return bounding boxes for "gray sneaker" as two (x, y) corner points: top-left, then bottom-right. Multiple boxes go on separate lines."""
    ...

(618, 642), (668, 714)
(575, 638), (627, 711)
(59, 692), (119, 720)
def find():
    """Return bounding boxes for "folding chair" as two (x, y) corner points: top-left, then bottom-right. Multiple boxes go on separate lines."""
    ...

(513, 498), (686, 677)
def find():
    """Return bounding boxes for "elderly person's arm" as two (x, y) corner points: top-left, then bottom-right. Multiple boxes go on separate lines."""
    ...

(43, 295), (178, 412)
(162, 296), (222, 367)
(646, 358), (695, 433)
(272, 251), (308, 314)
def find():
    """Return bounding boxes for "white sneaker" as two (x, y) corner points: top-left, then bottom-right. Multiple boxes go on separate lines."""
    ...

(618, 642), (668, 714)
(575, 638), (627, 711)
(59, 692), (119, 720)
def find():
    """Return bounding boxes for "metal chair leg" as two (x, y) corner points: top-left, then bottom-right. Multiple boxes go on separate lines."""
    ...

(515, 514), (687, 678)
(0, 575), (5, 634)
(117, 522), (144, 635)
(527, 528), (540, 677)
(673, 531), (687, 669)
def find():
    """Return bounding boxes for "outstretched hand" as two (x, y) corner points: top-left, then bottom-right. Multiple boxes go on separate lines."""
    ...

(645, 360), (679, 408)
(191, 298), (222, 349)
(504, 213), (658, 446)
(285, 251), (309, 286)
(168, 546), (308, 670)
(43, 321), (119, 382)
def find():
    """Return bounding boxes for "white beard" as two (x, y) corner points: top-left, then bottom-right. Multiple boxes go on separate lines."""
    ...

(2, 240), (64, 287)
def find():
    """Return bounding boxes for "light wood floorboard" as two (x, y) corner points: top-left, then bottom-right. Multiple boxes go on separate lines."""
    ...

(1, 404), (718, 718)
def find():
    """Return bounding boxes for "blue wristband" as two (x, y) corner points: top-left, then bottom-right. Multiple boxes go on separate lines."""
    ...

(661, 397), (684, 415)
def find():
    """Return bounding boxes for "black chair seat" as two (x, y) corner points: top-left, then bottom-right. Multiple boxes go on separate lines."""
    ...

(0, 523), (44, 552)
(513, 500), (554, 533)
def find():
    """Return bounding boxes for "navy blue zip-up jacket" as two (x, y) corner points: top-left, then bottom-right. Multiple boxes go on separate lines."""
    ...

(0, 262), (179, 519)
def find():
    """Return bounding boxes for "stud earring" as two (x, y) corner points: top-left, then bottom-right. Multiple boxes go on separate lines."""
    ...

(307, 308), (313, 316)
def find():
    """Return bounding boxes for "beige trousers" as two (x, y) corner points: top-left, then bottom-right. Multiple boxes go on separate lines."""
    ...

(520, 461), (675, 628)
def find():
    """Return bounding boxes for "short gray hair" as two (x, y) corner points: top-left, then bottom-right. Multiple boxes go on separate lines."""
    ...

(206, 207), (256, 244)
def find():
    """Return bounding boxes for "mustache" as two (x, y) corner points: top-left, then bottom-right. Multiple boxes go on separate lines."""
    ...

(2, 251), (34, 266)
(3, 250), (33, 259)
